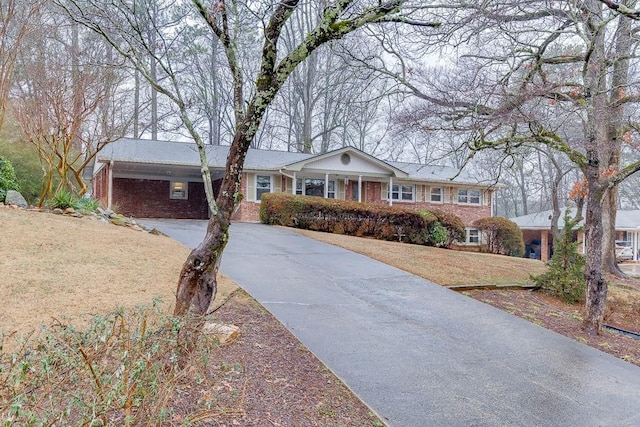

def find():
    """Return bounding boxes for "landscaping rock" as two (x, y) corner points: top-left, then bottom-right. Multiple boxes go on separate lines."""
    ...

(109, 214), (127, 226)
(5, 190), (28, 208)
(64, 207), (75, 215)
(202, 322), (239, 344)
(52, 208), (64, 215)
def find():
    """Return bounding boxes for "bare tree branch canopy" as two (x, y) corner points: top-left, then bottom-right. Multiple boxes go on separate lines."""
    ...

(55, 0), (441, 324)
(598, 0), (640, 18)
(0, 0), (42, 129)
(358, 0), (640, 333)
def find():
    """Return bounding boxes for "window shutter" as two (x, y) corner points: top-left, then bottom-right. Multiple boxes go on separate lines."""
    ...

(286, 177), (293, 194)
(338, 180), (345, 200)
(246, 173), (255, 201)
(445, 187), (451, 204)
(381, 182), (388, 200)
(416, 184), (423, 202)
(273, 175), (281, 193)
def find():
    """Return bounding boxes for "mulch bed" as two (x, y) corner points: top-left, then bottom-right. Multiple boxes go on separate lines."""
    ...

(173, 292), (383, 427)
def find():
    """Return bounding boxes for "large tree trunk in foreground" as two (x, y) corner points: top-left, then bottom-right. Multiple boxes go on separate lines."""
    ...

(173, 216), (230, 317)
(172, 129), (250, 317)
(583, 155), (607, 335)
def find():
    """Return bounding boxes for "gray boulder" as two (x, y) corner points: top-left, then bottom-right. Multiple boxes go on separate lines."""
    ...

(5, 190), (28, 208)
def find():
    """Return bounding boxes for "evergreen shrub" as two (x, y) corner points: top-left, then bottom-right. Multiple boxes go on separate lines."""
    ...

(0, 156), (20, 203)
(425, 209), (466, 246)
(531, 211), (586, 303)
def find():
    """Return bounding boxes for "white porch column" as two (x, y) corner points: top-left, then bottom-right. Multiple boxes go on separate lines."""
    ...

(324, 172), (329, 198)
(107, 160), (114, 209)
(292, 172), (297, 194)
(389, 176), (393, 206)
(358, 175), (362, 203)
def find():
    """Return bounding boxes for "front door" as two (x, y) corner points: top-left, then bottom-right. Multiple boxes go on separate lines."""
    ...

(351, 181), (359, 201)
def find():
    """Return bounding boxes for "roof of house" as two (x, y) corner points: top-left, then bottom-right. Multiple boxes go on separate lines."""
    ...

(96, 138), (489, 186)
(510, 208), (640, 230)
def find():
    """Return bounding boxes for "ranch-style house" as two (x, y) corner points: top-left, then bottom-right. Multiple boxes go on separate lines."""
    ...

(92, 138), (498, 245)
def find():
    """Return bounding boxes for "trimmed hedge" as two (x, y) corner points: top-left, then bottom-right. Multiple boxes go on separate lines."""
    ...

(261, 193), (447, 245)
(472, 216), (525, 257)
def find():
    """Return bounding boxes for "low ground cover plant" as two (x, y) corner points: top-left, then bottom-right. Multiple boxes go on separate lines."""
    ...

(0, 303), (217, 425)
(46, 189), (100, 212)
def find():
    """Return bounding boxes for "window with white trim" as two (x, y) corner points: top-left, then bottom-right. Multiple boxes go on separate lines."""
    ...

(430, 187), (442, 203)
(457, 188), (481, 205)
(389, 184), (414, 201)
(466, 228), (480, 244)
(295, 178), (336, 198)
(256, 175), (272, 200)
(170, 181), (188, 199)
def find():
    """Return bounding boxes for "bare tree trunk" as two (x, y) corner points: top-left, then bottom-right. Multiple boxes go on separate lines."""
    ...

(583, 0), (608, 335)
(602, 188), (624, 276)
(173, 113), (253, 316)
(174, 214), (230, 317)
(583, 158), (607, 334)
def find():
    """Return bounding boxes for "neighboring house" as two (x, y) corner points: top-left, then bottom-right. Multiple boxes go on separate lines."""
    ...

(510, 208), (640, 261)
(92, 138), (497, 243)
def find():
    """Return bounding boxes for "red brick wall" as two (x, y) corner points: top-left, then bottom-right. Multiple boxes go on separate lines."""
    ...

(92, 165), (109, 208)
(362, 181), (491, 226)
(231, 173), (261, 222)
(113, 178), (209, 219)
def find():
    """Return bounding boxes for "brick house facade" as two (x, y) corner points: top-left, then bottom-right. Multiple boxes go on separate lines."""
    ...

(93, 139), (496, 242)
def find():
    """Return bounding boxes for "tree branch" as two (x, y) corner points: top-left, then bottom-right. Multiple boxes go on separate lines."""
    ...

(598, 0), (640, 19)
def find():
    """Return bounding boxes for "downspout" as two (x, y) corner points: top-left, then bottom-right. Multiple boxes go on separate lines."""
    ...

(107, 160), (113, 209)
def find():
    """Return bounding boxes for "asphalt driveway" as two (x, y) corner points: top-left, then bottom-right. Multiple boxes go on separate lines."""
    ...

(144, 220), (640, 427)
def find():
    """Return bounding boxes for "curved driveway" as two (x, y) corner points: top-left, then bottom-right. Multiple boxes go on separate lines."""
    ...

(146, 220), (640, 427)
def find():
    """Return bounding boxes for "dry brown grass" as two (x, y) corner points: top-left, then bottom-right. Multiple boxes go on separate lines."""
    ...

(291, 228), (548, 285)
(0, 206), (237, 342)
(0, 207), (381, 425)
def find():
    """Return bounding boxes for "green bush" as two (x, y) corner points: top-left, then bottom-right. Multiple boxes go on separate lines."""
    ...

(531, 211), (586, 303)
(261, 193), (443, 245)
(427, 222), (448, 247)
(0, 156), (20, 203)
(472, 216), (525, 257)
(0, 122), (45, 204)
(45, 189), (99, 213)
(47, 189), (76, 209)
(424, 209), (465, 246)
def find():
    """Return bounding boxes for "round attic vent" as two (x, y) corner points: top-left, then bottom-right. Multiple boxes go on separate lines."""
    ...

(340, 153), (351, 165)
